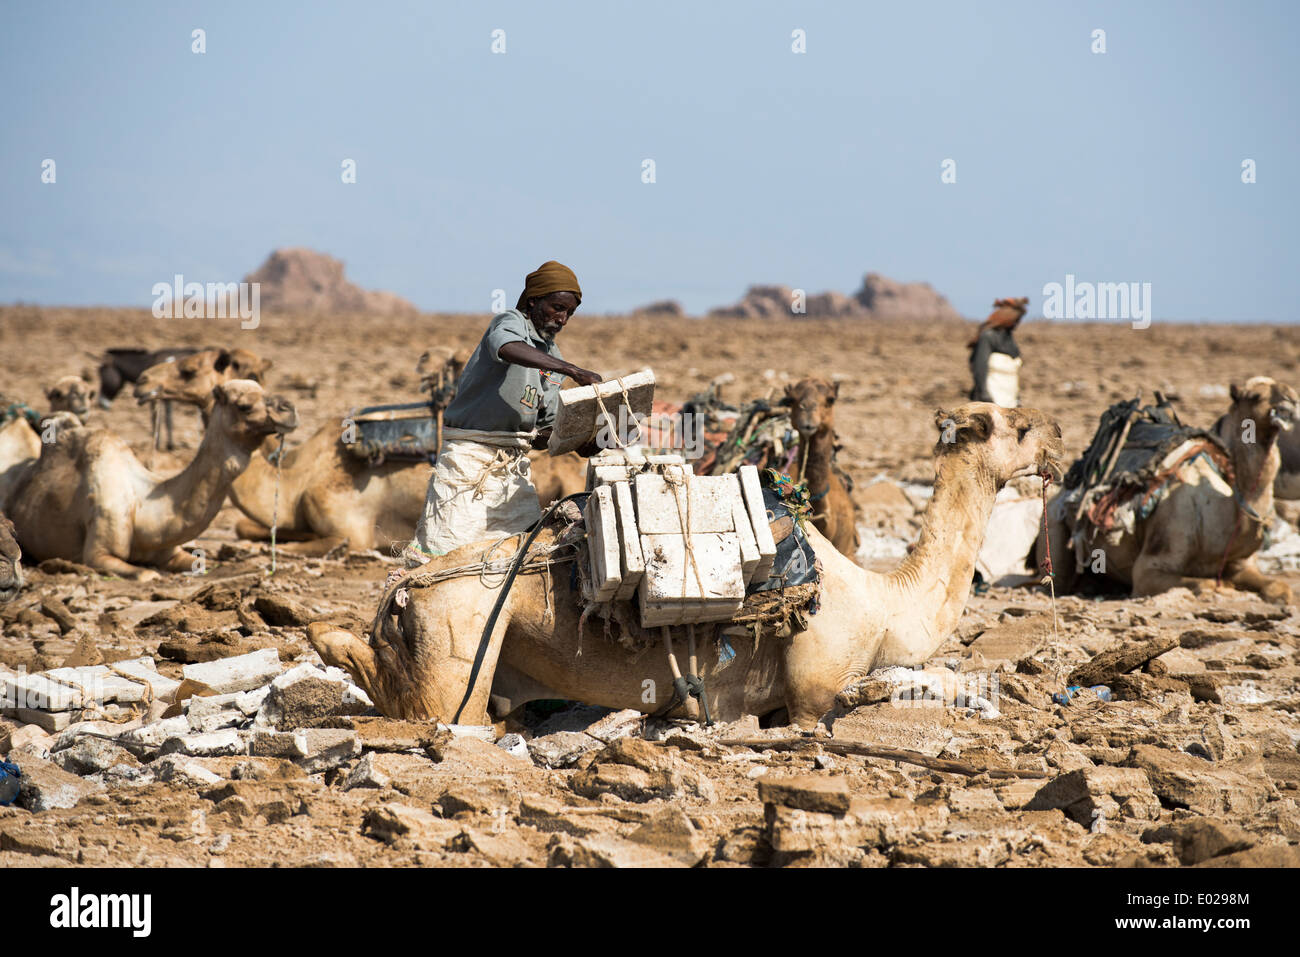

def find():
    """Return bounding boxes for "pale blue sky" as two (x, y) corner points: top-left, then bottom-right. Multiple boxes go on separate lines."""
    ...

(2, 1), (1296, 319)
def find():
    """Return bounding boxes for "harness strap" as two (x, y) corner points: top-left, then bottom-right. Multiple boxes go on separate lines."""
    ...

(450, 493), (585, 725)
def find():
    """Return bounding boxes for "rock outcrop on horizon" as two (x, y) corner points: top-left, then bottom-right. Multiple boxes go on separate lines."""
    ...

(708, 273), (961, 320)
(629, 299), (687, 317)
(854, 273), (961, 321)
(243, 249), (417, 316)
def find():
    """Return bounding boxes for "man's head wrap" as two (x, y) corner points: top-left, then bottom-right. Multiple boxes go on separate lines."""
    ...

(516, 261), (582, 311)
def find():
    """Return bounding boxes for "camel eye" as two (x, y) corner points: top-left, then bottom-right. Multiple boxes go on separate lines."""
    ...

(1017, 426), (1030, 442)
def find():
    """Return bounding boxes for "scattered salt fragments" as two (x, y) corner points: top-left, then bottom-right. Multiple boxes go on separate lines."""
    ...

(845, 666), (1002, 719)
(343, 751), (390, 790)
(182, 648), (282, 694)
(496, 733), (529, 759)
(159, 729), (248, 758)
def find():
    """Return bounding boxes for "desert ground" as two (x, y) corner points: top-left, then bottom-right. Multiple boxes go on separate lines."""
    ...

(1, 305), (1299, 867)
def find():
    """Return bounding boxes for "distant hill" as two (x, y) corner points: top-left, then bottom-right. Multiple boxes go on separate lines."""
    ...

(709, 273), (961, 320)
(244, 248), (417, 316)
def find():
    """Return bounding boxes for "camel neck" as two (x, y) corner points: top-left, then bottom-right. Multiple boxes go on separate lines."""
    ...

(1225, 415), (1280, 516)
(888, 453), (999, 639)
(146, 410), (256, 543)
(1222, 416), (1284, 512)
(798, 427), (835, 495)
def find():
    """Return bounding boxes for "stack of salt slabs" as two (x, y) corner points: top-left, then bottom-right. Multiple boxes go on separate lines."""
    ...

(582, 448), (777, 627)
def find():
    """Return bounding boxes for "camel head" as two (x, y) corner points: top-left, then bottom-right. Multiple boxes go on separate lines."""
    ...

(45, 375), (97, 423)
(0, 514), (21, 603)
(786, 378), (840, 436)
(417, 346), (470, 398)
(209, 380), (299, 447)
(933, 403), (1064, 486)
(134, 348), (272, 408)
(1227, 377), (1297, 442)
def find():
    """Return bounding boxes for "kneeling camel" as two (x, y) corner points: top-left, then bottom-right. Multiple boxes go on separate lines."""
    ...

(7, 380), (297, 580)
(309, 403), (1064, 729)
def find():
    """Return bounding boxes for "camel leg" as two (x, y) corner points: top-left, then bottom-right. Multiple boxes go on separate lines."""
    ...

(782, 633), (849, 730)
(1130, 553), (1223, 598)
(1224, 557), (1293, 605)
(85, 550), (160, 582)
(276, 537), (349, 557)
(300, 489), (374, 552)
(233, 517), (318, 543)
(83, 516), (160, 581)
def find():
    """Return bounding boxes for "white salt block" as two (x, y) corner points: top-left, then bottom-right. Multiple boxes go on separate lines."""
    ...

(586, 448), (648, 489)
(583, 484), (623, 602)
(634, 473), (737, 535)
(611, 481), (645, 601)
(738, 465), (777, 582)
(639, 532), (745, 602)
(548, 370), (656, 455)
(730, 480), (760, 585)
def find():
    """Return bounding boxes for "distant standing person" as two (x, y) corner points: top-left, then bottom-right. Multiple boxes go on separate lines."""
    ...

(969, 297), (1029, 407)
(408, 261), (602, 562)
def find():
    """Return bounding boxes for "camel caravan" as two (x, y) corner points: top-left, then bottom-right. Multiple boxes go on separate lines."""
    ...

(2, 295), (1299, 745)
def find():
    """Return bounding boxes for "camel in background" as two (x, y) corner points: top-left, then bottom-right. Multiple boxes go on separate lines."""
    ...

(102, 346), (270, 449)
(6, 381), (297, 580)
(1042, 377), (1297, 603)
(45, 374), (98, 423)
(0, 514), (21, 603)
(785, 378), (859, 557)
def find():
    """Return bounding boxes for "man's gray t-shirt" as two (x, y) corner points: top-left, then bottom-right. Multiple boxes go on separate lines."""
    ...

(443, 309), (566, 433)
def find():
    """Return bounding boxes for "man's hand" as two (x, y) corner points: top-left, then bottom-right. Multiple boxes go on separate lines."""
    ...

(564, 364), (602, 387)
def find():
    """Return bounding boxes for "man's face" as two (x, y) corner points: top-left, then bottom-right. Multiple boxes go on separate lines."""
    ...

(529, 291), (579, 336)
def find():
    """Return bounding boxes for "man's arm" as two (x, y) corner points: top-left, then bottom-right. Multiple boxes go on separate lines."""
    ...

(497, 340), (602, 387)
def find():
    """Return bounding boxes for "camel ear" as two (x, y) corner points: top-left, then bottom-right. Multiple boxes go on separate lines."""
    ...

(964, 410), (994, 441)
(830, 381), (840, 401)
(1230, 384), (1243, 403)
(784, 383), (794, 398)
(935, 409), (993, 444)
(44, 386), (55, 400)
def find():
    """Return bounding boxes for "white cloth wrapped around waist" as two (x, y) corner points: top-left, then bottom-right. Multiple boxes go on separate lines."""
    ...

(412, 429), (542, 558)
(986, 352), (1022, 408)
(439, 426), (535, 450)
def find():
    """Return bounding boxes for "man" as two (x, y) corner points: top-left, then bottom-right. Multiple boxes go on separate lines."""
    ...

(968, 296), (1028, 407)
(410, 261), (602, 560)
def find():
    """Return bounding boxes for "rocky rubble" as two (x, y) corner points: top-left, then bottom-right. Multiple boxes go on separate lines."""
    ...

(1, 580), (1298, 868)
